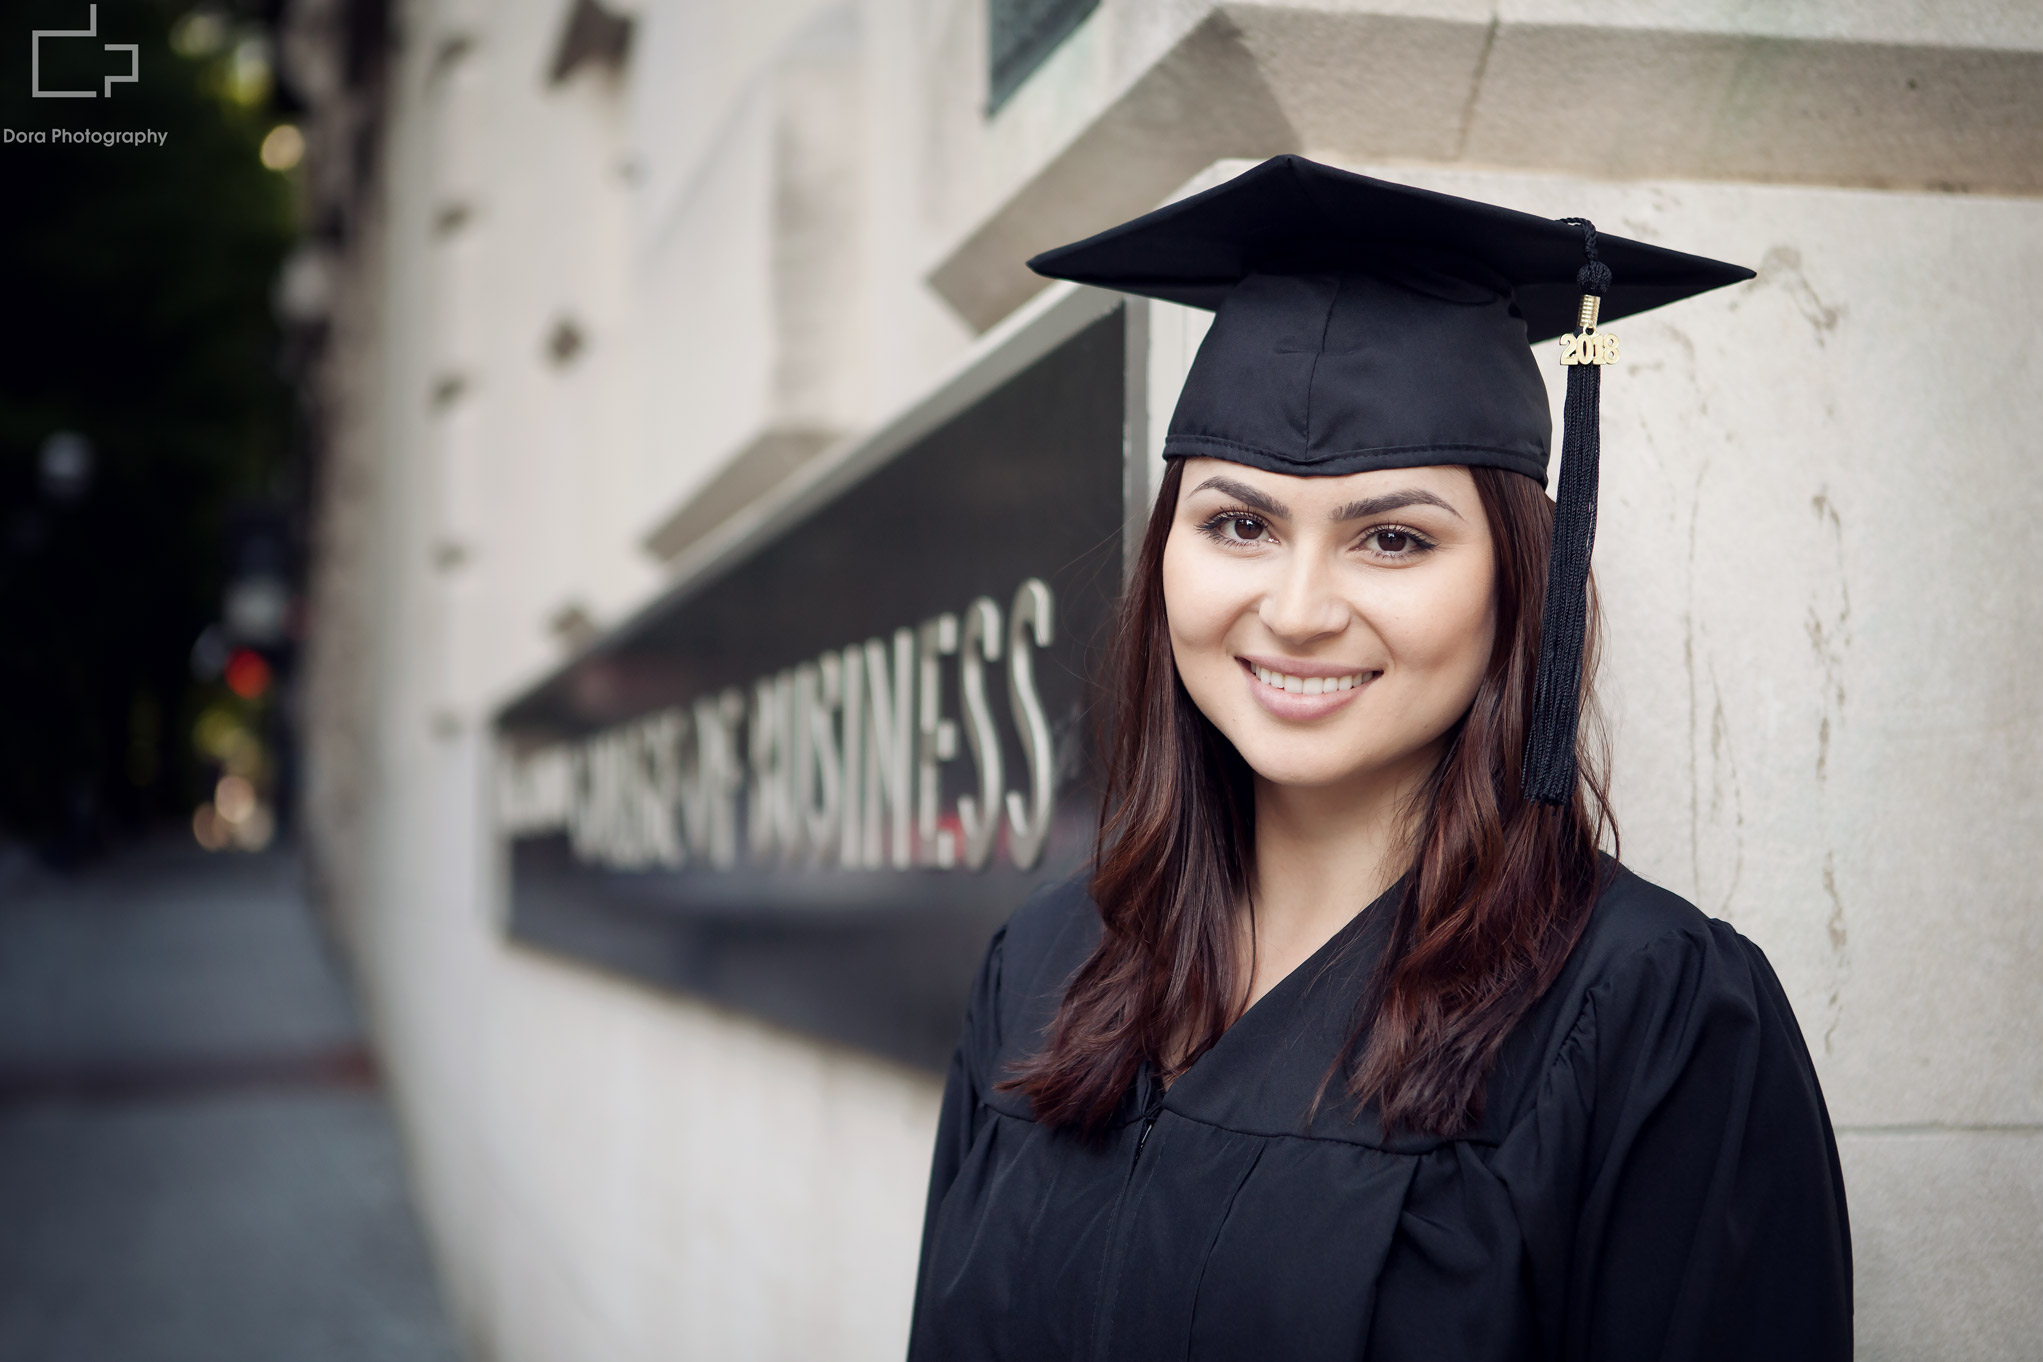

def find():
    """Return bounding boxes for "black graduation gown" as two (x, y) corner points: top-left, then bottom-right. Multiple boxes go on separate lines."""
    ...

(908, 864), (1852, 1361)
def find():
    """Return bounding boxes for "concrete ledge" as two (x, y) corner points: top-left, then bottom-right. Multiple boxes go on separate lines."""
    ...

(641, 427), (840, 565)
(927, 10), (1300, 336)
(1466, 23), (2043, 191)
(931, 2), (2043, 332)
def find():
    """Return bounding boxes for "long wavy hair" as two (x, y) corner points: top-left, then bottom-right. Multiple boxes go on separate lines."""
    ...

(1004, 458), (1614, 1138)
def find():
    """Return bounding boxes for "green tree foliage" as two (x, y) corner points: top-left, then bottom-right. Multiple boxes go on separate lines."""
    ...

(0, 0), (296, 851)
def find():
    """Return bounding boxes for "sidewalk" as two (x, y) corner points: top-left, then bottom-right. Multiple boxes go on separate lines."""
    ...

(0, 840), (464, 1362)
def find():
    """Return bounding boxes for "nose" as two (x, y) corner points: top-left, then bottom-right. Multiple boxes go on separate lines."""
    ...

(1257, 550), (1349, 645)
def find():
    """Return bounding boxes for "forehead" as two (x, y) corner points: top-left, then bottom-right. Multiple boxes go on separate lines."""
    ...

(1176, 458), (1480, 510)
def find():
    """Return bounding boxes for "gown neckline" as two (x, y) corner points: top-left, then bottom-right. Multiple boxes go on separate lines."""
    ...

(1153, 877), (1402, 1123)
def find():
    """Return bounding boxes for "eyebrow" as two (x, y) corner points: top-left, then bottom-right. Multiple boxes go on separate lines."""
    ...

(1190, 476), (1464, 524)
(1191, 476), (1290, 519)
(1330, 489), (1464, 523)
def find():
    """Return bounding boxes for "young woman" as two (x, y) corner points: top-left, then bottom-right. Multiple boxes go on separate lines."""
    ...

(908, 158), (1852, 1362)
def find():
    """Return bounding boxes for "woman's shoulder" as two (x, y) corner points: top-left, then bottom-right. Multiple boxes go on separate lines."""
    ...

(962, 876), (1102, 1065)
(1002, 878), (1103, 1007)
(1570, 859), (1729, 979)
(1529, 859), (1801, 1075)
(1469, 861), (1810, 1144)
(999, 873), (1104, 981)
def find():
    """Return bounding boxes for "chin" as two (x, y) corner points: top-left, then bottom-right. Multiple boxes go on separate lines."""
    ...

(1220, 702), (1453, 794)
(1231, 737), (1386, 791)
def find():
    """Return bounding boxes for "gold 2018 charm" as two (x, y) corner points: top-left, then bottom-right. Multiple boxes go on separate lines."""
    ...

(1559, 331), (1620, 366)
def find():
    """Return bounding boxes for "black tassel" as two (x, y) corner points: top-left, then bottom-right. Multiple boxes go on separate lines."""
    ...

(1521, 223), (1612, 807)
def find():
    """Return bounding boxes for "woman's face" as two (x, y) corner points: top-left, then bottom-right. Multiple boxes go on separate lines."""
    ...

(1161, 458), (1498, 793)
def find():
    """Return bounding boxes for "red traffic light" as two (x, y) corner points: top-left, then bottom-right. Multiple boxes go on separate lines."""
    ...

(224, 649), (273, 700)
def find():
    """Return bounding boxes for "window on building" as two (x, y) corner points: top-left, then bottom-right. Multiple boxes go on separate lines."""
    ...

(987, 0), (1099, 113)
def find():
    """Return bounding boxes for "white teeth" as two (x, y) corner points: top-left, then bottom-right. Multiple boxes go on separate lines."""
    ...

(1251, 665), (1370, 695)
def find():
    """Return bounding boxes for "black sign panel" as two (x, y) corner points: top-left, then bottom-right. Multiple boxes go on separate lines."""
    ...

(495, 306), (1131, 1070)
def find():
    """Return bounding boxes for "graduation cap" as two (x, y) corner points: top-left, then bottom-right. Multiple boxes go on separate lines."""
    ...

(1028, 155), (1753, 806)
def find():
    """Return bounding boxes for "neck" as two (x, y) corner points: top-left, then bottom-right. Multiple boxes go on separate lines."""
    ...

(1239, 745), (1439, 1011)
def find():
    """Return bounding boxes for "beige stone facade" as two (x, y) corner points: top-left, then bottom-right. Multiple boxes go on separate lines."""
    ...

(284, 1), (2042, 1357)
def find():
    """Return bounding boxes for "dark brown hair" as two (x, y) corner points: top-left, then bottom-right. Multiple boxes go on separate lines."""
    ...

(1005, 458), (1613, 1138)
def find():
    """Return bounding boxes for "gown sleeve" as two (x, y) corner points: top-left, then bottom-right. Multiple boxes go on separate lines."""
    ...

(1512, 920), (1854, 1362)
(911, 926), (1007, 1320)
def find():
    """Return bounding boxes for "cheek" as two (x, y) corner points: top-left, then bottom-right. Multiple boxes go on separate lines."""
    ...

(1160, 536), (1244, 673)
(1382, 565), (1497, 700)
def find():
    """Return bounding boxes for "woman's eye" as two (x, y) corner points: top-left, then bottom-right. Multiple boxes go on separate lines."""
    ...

(1361, 526), (1431, 557)
(1210, 515), (1268, 543)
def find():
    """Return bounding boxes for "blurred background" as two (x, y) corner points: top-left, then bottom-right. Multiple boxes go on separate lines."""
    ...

(3, 1), (462, 1357)
(2, 1), (2039, 1359)
(3, 0), (298, 865)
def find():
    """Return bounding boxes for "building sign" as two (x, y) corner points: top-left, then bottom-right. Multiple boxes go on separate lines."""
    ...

(498, 575), (1064, 878)
(494, 296), (1140, 1069)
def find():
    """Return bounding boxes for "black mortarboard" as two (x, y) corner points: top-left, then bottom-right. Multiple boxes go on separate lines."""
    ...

(1027, 155), (1753, 805)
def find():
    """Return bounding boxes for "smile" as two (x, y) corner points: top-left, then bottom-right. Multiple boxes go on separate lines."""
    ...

(1248, 663), (1372, 696)
(1235, 656), (1380, 720)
